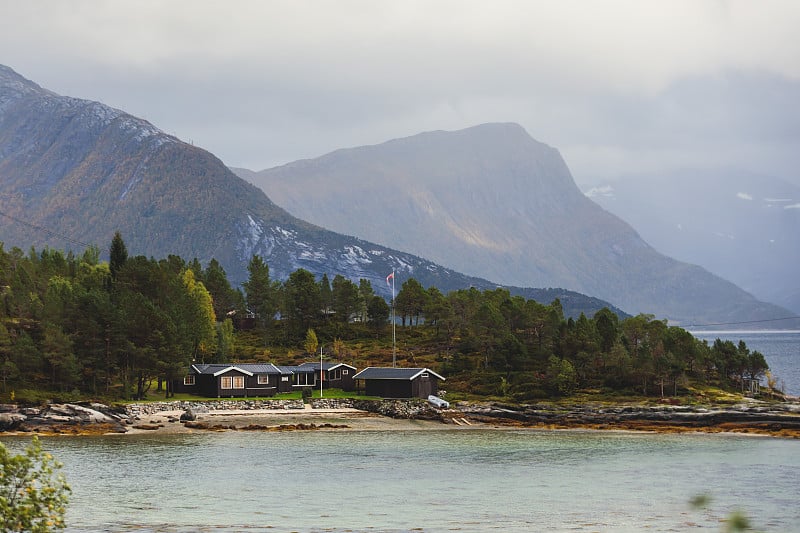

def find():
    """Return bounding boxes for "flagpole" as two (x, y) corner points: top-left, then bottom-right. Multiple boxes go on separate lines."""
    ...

(392, 270), (396, 368)
(320, 344), (323, 399)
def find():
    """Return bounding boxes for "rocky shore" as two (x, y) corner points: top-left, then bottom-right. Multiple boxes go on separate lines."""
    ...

(460, 400), (800, 437)
(0, 403), (129, 435)
(1, 397), (799, 438)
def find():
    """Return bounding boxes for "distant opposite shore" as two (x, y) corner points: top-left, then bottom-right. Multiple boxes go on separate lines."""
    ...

(2, 396), (800, 439)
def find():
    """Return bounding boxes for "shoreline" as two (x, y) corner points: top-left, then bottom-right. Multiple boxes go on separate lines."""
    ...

(2, 398), (800, 439)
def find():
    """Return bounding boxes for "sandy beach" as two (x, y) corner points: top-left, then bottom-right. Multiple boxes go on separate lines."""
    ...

(125, 406), (476, 435)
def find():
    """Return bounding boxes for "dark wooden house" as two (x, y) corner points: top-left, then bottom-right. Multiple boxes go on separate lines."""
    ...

(173, 363), (285, 398)
(301, 362), (357, 391)
(174, 361), (358, 398)
(352, 367), (445, 399)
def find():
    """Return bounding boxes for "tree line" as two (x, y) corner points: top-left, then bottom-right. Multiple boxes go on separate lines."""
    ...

(0, 235), (769, 401)
(0, 234), (390, 399)
(429, 288), (769, 400)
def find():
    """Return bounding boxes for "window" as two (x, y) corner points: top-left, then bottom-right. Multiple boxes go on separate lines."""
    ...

(330, 368), (342, 380)
(183, 375), (195, 386)
(221, 376), (232, 389)
(342, 369), (349, 375)
(294, 373), (314, 386)
(421, 373), (429, 378)
(258, 375), (269, 385)
(281, 376), (289, 382)
(232, 376), (245, 389)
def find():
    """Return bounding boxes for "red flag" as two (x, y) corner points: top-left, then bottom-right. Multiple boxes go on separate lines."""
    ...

(386, 272), (394, 286)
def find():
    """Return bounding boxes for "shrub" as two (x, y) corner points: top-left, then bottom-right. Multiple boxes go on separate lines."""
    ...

(0, 436), (71, 532)
(301, 387), (312, 401)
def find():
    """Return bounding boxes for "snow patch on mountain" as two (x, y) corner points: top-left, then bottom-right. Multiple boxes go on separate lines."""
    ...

(83, 101), (122, 127)
(584, 185), (614, 198)
(736, 192), (753, 200)
(343, 245), (373, 265)
(236, 214), (269, 260)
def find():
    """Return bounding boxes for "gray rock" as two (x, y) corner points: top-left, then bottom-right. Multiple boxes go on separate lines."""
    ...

(43, 404), (115, 424)
(180, 405), (209, 421)
(0, 412), (26, 431)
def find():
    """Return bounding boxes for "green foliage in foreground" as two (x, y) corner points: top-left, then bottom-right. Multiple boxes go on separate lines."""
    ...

(0, 436), (71, 532)
(689, 493), (752, 532)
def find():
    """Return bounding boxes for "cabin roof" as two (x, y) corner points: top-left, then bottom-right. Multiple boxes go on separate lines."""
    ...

(298, 362), (357, 372)
(351, 367), (445, 381)
(191, 363), (282, 376)
(189, 362), (356, 377)
(276, 365), (315, 375)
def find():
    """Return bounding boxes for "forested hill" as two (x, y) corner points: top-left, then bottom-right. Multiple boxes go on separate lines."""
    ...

(236, 123), (798, 328)
(0, 243), (770, 402)
(0, 65), (622, 319)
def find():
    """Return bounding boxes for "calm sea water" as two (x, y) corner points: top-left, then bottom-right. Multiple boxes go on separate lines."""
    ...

(691, 331), (800, 396)
(3, 429), (799, 532)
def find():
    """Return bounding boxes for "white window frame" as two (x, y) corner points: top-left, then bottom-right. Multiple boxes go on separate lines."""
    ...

(184, 375), (195, 386)
(294, 373), (314, 386)
(221, 376), (233, 389)
(232, 375), (245, 389)
(342, 369), (349, 375)
(258, 375), (269, 385)
(281, 376), (289, 382)
(330, 368), (342, 380)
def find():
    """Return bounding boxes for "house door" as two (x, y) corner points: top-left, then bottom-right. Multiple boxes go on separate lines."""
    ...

(417, 376), (432, 398)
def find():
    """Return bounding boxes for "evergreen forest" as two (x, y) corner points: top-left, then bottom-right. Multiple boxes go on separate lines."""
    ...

(0, 235), (770, 403)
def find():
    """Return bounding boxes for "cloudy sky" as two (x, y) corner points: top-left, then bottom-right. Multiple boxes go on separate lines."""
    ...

(2, 0), (799, 186)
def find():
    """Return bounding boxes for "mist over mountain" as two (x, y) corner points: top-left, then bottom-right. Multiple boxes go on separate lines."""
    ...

(0, 65), (623, 319)
(586, 171), (800, 314)
(236, 123), (797, 327)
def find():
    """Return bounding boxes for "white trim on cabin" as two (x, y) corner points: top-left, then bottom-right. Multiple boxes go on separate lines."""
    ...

(409, 368), (445, 381)
(212, 366), (254, 377)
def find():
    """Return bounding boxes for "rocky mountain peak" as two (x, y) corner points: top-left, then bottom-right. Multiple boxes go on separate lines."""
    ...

(0, 64), (625, 319)
(0, 65), (50, 110)
(237, 124), (799, 326)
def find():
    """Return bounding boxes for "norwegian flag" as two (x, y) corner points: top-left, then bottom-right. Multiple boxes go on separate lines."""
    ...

(386, 272), (394, 286)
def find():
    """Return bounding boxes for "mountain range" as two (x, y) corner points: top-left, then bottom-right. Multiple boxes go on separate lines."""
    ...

(0, 64), (621, 320)
(586, 170), (800, 314)
(234, 123), (798, 328)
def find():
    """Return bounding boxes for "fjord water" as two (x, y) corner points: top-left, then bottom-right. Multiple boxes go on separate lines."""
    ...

(6, 429), (799, 532)
(691, 331), (800, 396)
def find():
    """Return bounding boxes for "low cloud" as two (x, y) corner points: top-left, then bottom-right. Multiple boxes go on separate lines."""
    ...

(1, 2), (799, 183)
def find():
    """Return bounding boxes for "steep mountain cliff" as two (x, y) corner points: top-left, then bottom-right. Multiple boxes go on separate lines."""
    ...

(237, 123), (797, 327)
(587, 171), (800, 314)
(0, 65), (621, 319)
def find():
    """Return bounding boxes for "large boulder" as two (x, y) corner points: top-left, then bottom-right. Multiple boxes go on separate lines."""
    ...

(44, 404), (117, 424)
(180, 405), (209, 422)
(0, 412), (26, 431)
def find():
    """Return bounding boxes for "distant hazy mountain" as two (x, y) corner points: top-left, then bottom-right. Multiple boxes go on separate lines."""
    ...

(586, 171), (800, 314)
(235, 123), (798, 327)
(0, 65), (622, 319)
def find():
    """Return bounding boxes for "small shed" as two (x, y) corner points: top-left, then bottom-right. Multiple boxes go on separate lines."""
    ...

(352, 367), (445, 399)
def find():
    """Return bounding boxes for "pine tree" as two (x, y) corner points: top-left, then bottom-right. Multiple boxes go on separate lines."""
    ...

(109, 232), (127, 281)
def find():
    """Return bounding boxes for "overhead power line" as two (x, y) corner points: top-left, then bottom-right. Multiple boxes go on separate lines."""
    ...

(0, 209), (96, 249)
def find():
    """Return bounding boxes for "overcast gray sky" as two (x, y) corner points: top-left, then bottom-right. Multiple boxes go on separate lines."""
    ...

(2, 0), (799, 186)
